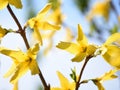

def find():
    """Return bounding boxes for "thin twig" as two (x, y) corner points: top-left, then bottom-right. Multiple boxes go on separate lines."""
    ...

(7, 5), (22, 30)
(75, 55), (92, 90)
(38, 69), (50, 90)
(7, 4), (49, 90)
(7, 4), (30, 49)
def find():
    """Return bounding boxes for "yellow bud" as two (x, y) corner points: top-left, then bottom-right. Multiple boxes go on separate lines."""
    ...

(0, 26), (8, 39)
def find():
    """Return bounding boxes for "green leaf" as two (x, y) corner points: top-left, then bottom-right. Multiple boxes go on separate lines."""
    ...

(70, 67), (77, 82)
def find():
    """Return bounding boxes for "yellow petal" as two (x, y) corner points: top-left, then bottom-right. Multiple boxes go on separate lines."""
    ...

(27, 43), (39, 58)
(27, 18), (36, 28)
(48, 8), (62, 25)
(29, 59), (40, 75)
(57, 71), (69, 88)
(4, 63), (16, 78)
(88, 1), (110, 21)
(0, 26), (8, 38)
(13, 81), (18, 90)
(77, 24), (88, 45)
(92, 79), (105, 90)
(0, 48), (29, 63)
(56, 41), (79, 54)
(10, 62), (29, 84)
(37, 21), (60, 30)
(9, 0), (22, 9)
(100, 69), (118, 82)
(86, 45), (97, 56)
(0, 0), (8, 10)
(37, 3), (51, 19)
(27, 44), (40, 75)
(103, 45), (120, 68)
(72, 52), (86, 62)
(33, 27), (43, 45)
(104, 33), (120, 45)
(77, 24), (84, 41)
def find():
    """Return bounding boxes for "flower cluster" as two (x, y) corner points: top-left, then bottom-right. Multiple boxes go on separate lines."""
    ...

(0, 0), (120, 90)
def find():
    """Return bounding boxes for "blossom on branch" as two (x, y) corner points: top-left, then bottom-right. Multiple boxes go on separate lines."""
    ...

(57, 24), (97, 62)
(26, 3), (61, 45)
(0, 44), (40, 84)
(0, 0), (22, 10)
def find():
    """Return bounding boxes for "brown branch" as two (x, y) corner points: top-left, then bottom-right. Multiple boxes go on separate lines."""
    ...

(38, 69), (50, 90)
(7, 4), (49, 90)
(7, 5), (22, 30)
(75, 55), (92, 90)
(7, 4), (30, 49)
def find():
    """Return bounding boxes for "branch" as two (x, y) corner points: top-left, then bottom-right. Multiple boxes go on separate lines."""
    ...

(7, 4), (50, 90)
(7, 5), (22, 30)
(75, 55), (93, 90)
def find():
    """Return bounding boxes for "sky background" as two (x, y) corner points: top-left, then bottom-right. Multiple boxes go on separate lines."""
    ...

(0, 0), (120, 90)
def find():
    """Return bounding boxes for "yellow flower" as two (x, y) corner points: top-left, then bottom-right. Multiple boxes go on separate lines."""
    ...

(101, 33), (120, 68)
(57, 24), (97, 62)
(0, 0), (22, 10)
(48, 7), (63, 25)
(87, 0), (110, 21)
(0, 26), (8, 39)
(26, 3), (60, 45)
(51, 71), (75, 90)
(0, 44), (40, 84)
(92, 69), (118, 90)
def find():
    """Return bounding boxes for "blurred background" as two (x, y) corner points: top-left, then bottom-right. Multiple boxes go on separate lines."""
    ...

(0, 0), (120, 90)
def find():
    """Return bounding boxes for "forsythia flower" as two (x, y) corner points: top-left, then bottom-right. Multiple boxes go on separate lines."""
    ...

(91, 69), (118, 90)
(0, 26), (8, 39)
(0, 0), (22, 10)
(26, 3), (60, 45)
(48, 7), (63, 25)
(57, 24), (97, 62)
(51, 71), (75, 90)
(0, 44), (40, 84)
(87, 0), (110, 21)
(101, 33), (120, 68)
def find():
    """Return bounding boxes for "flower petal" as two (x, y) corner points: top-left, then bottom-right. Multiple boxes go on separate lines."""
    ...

(10, 62), (29, 84)
(37, 3), (51, 19)
(72, 52), (86, 62)
(0, 26), (9, 38)
(100, 69), (118, 82)
(9, 0), (22, 9)
(86, 45), (97, 56)
(104, 33), (120, 45)
(92, 79), (105, 90)
(13, 81), (18, 90)
(37, 21), (60, 30)
(29, 59), (40, 75)
(103, 45), (120, 68)
(0, 0), (8, 10)
(77, 24), (88, 45)
(0, 48), (29, 63)
(56, 41), (79, 54)
(57, 71), (69, 88)
(4, 63), (16, 78)
(33, 27), (43, 45)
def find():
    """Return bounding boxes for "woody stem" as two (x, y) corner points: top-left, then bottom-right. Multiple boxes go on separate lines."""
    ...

(7, 4), (49, 90)
(75, 55), (92, 90)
